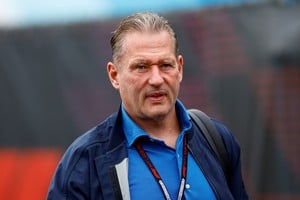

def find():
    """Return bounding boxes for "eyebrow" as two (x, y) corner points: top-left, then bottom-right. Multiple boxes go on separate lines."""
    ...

(131, 58), (175, 65)
(131, 59), (148, 64)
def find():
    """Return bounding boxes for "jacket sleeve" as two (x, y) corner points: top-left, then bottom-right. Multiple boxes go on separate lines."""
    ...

(213, 119), (249, 200)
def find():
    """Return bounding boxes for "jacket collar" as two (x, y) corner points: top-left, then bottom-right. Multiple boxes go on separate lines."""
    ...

(107, 105), (126, 151)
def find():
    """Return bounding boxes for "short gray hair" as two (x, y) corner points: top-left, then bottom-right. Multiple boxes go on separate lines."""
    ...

(110, 12), (178, 63)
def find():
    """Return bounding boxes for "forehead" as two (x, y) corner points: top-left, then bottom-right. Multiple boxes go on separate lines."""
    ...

(122, 31), (176, 54)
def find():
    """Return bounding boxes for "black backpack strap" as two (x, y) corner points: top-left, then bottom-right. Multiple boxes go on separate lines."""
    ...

(188, 109), (231, 182)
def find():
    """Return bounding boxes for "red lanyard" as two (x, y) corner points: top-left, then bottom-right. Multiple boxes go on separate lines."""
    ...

(134, 134), (188, 200)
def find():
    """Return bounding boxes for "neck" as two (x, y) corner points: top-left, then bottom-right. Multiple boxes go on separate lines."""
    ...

(139, 111), (181, 148)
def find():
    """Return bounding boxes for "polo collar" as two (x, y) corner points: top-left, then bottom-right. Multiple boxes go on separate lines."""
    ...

(121, 99), (192, 147)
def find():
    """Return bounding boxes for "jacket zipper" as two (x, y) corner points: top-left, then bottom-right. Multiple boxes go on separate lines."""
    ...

(188, 145), (220, 200)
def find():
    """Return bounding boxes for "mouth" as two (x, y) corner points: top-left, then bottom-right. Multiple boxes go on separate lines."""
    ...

(145, 90), (167, 103)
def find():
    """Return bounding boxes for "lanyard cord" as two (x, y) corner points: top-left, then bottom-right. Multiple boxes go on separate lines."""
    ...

(134, 134), (188, 200)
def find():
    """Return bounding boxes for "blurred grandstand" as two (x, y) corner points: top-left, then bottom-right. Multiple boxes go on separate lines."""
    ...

(0, 0), (300, 199)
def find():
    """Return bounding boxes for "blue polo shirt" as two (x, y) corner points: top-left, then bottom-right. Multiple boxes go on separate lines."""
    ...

(122, 100), (216, 200)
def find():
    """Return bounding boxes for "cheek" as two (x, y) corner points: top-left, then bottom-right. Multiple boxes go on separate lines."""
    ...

(168, 74), (182, 96)
(169, 71), (182, 86)
(118, 76), (138, 95)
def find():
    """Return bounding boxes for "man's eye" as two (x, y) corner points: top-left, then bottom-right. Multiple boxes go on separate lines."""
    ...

(136, 65), (146, 70)
(161, 63), (172, 68)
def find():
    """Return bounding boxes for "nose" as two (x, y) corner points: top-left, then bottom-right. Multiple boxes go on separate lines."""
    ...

(148, 66), (164, 86)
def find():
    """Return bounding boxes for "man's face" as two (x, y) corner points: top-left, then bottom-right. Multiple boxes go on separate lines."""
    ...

(108, 31), (183, 122)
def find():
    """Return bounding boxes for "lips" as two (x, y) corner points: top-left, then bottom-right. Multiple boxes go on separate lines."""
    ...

(145, 90), (167, 102)
(146, 90), (166, 97)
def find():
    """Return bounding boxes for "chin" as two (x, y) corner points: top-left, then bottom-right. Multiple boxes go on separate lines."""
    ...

(147, 106), (171, 118)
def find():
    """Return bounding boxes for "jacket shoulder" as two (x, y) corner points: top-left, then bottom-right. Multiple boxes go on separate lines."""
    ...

(61, 112), (118, 167)
(47, 113), (119, 199)
(211, 119), (241, 151)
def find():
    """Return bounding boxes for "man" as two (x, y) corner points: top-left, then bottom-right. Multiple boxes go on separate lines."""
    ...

(47, 12), (248, 199)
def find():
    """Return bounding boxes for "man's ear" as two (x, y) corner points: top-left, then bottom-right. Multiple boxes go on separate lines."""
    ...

(177, 55), (184, 82)
(107, 62), (120, 90)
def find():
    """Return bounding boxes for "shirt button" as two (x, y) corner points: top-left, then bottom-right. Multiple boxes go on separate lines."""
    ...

(185, 184), (191, 189)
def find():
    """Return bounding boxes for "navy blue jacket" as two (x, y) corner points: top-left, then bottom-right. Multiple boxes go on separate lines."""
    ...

(47, 108), (248, 199)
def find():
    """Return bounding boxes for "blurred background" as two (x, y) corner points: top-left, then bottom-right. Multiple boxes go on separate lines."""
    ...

(0, 0), (299, 199)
